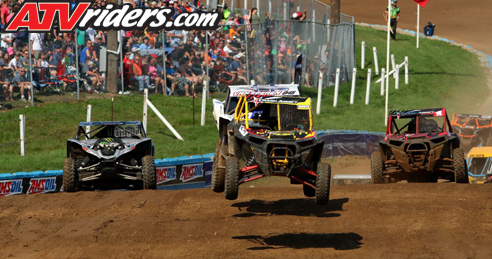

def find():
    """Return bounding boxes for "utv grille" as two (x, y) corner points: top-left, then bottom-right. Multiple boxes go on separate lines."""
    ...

(268, 145), (295, 174)
(279, 105), (310, 131)
(406, 143), (429, 167)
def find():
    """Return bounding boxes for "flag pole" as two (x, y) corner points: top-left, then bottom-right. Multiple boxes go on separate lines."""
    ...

(385, 0), (391, 126)
(416, 4), (420, 48)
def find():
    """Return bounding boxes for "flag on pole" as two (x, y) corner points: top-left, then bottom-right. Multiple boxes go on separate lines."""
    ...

(413, 0), (429, 8)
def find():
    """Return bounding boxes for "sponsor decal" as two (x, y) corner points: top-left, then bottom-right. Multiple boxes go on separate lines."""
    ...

(180, 164), (203, 183)
(156, 166), (177, 184)
(28, 177), (57, 194)
(6, 1), (220, 33)
(231, 90), (298, 98)
(239, 125), (248, 136)
(0, 179), (23, 196)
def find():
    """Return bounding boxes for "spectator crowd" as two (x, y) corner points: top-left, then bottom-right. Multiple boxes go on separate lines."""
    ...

(0, 0), (327, 102)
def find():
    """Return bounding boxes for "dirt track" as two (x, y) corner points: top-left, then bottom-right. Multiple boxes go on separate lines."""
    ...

(2, 179), (492, 258)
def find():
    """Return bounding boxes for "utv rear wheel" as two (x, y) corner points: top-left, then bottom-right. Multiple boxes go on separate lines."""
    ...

(212, 145), (227, 193)
(371, 152), (385, 184)
(63, 158), (78, 192)
(303, 184), (315, 197)
(453, 148), (469, 184)
(142, 155), (157, 189)
(224, 157), (240, 200)
(315, 162), (331, 205)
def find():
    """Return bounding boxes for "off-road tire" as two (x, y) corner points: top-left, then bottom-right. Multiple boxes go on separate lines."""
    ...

(142, 155), (157, 189)
(371, 152), (385, 184)
(224, 157), (240, 200)
(63, 158), (78, 192)
(315, 162), (331, 205)
(212, 145), (227, 193)
(453, 148), (469, 184)
(303, 184), (316, 197)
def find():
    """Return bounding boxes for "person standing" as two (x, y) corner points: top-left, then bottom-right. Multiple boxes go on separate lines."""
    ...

(385, 0), (400, 41)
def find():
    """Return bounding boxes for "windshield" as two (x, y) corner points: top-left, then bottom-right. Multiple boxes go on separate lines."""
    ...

(391, 115), (444, 134)
(246, 103), (311, 131)
(469, 157), (492, 176)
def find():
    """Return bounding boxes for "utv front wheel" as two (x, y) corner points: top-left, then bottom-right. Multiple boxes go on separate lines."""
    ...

(453, 148), (469, 184)
(142, 155), (157, 189)
(224, 157), (240, 200)
(63, 158), (78, 192)
(315, 162), (331, 205)
(212, 145), (227, 193)
(371, 152), (385, 184)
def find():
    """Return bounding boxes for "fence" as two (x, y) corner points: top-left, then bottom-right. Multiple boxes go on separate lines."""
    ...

(1, 1), (355, 106)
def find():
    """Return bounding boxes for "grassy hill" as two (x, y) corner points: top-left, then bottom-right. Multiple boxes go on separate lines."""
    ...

(0, 25), (488, 173)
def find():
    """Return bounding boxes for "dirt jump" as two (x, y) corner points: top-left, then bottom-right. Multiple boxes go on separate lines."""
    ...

(2, 1), (492, 258)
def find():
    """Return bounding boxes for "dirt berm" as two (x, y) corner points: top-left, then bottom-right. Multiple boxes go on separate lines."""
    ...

(1, 178), (492, 258)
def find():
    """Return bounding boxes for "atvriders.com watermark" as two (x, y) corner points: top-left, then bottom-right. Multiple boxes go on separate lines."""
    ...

(5, 1), (221, 33)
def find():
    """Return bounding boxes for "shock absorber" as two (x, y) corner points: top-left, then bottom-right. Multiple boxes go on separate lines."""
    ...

(246, 155), (255, 166)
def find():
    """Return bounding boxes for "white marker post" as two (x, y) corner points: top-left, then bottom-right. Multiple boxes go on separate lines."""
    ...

(201, 80), (207, 126)
(86, 105), (92, 138)
(19, 114), (25, 156)
(147, 101), (184, 141)
(361, 41), (365, 69)
(143, 89), (148, 133)
(333, 68), (340, 107)
(395, 65), (400, 90)
(417, 4), (420, 49)
(316, 73), (323, 114)
(350, 68), (357, 104)
(380, 68), (385, 96)
(405, 56), (409, 85)
(391, 54), (396, 79)
(373, 47), (379, 75)
(365, 69), (372, 105)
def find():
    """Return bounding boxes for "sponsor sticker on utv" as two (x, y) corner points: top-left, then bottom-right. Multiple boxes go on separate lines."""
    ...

(180, 164), (203, 182)
(0, 179), (23, 196)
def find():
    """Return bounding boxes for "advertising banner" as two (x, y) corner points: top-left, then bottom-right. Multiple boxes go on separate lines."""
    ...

(0, 176), (63, 196)
(320, 133), (384, 158)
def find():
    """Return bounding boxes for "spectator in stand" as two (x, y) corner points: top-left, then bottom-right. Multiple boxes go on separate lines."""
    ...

(178, 59), (198, 97)
(148, 55), (168, 95)
(4, 68), (30, 102)
(249, 7), (260, 24)
(1, 31), (13, 49)
(230, 53), (245, 75)
(165, 60), (182, 95)
(169, 29), (184, 48)
(139, 37), (152, 50)
(292, 9), (307, 21)
(76, 28), (86, 52)
(82, 59), (104, 89)
(223, 40), (235, 56)
(182, 1), (192, 12)
(0, 0), (10, 31)
(92, 35), (103, 62)
(8, 53), (22, 73)
(30, 33), (43, 62)
(80, 39), (93, 65)
(216, 40), (227, 58)
(54, 33), (63, 49)
(131, 55), (150, 91)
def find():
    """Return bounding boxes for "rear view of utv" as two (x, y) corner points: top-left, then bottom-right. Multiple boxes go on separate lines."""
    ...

(372, 108), (468, 184)
(211, 95), (330, 205)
